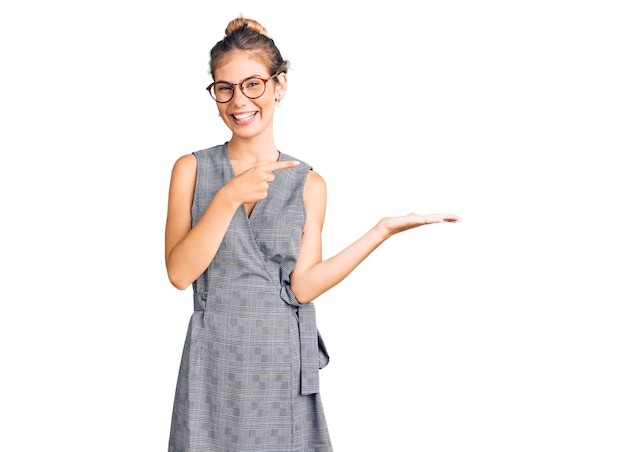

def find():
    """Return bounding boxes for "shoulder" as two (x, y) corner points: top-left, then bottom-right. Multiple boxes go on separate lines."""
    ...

(171, 153), (197, 177)
(171, 143), (225, 175)
(192, 143), (226, 161)
(304, 169), (327, 203)
(305, 169), (326, 188)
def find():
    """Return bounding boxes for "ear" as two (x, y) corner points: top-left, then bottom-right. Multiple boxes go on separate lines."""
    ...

(274, 72), (288, 100)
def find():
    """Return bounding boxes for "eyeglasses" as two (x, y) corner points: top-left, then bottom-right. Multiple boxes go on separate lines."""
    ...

(206, 73), (279, 103)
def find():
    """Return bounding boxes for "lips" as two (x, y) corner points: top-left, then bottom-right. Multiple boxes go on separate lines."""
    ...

(231, 111), (257, 124)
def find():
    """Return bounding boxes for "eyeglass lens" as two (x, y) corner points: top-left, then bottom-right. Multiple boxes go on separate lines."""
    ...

(210, 78), (267, 102)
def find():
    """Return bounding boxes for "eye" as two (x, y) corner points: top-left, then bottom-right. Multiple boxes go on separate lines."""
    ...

(216, 83), (233, 92)
(244, 79), (262, 89)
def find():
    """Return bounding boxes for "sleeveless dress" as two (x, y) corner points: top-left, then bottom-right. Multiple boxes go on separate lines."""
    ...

(168, 144), (333, 452)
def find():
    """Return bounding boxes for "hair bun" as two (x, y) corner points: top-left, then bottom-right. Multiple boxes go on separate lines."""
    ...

(225, 17), (267, 36)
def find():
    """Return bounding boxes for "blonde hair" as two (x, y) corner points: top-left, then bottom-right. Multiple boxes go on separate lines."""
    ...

(225, 17), (267, 36)
(209, 17), (289, 80)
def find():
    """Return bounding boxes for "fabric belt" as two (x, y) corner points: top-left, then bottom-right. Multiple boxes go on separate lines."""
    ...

(280, 285), (329, 396)
(294, 302), (329, 395)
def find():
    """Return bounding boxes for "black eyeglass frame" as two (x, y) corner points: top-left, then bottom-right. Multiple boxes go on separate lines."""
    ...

(206, 72), (280, 103)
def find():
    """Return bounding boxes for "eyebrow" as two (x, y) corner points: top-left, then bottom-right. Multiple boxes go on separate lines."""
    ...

(214, 74), (266, 85)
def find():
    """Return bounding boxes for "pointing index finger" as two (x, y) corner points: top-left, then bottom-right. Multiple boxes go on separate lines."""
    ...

(266, 160), (301, 172)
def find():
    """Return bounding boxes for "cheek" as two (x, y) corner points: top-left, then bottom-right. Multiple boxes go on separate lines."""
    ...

(261, 93), (277, 109)
(217, 105), (229, 118)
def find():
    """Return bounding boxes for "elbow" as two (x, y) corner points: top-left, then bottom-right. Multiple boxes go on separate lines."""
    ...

(170, 279), (189, 291)
(167, 268), (192, 291)
(166, 255), (194, 290)
(297, 296), (314, 305)
(169, 277), (190, 291)
(290, 283), (314, 304)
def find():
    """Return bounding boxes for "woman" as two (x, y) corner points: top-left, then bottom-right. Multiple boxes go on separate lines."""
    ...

(165, 16), (460, 452)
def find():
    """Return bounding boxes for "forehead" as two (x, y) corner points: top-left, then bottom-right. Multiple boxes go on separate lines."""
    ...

(214, 51), (268, 82)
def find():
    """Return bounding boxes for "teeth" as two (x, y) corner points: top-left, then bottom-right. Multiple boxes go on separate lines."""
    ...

(234, 112), (255, 120)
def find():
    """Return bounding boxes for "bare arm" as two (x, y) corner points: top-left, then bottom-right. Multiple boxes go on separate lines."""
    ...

(164, 154), (238, 289)
(290, 171), (460, 303)
(164, 154), (301, 290)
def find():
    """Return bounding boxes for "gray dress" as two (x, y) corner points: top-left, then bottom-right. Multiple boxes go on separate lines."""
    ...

(168, 144), (332, 452)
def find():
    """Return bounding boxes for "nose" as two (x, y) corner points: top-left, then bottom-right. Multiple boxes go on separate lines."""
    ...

(231, 84), (248, 103)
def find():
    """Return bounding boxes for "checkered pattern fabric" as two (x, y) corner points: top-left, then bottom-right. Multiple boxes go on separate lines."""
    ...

(168, 144), (332, 451)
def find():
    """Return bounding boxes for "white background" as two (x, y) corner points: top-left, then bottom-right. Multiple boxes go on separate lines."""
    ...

(1, 1), (625, 451)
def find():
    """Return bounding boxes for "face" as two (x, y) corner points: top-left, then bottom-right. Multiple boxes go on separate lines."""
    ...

(212, 51), (287, 140)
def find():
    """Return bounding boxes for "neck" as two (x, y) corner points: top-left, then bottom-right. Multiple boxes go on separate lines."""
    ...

(227, 136), (279, 163)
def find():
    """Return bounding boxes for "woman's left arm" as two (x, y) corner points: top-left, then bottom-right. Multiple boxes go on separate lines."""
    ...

(289, 170), (460, 304)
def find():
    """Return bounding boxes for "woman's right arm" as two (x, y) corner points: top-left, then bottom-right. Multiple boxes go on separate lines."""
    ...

(164, 155), (302, 290)
(164, 154), (239, 290)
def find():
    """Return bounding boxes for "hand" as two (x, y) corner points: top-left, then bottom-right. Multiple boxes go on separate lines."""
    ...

(377, 213), (461, 238)
(225, 160), (301, 205)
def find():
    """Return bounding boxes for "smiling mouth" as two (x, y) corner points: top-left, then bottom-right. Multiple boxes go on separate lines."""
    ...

(232, 112), (257, 120)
